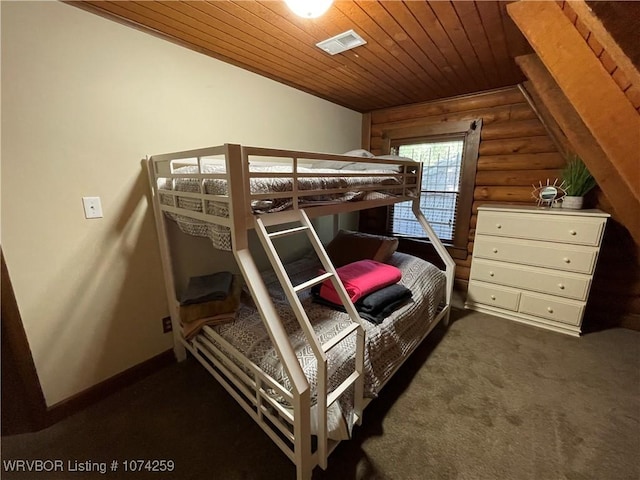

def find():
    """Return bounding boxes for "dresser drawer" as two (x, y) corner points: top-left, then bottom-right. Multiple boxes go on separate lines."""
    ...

(473, 235), (599, 274)
(519, 292), (585, 326)
(476, 211), (606, 246)
(467, 281), (520, 311)
(470, 259), (591, 301)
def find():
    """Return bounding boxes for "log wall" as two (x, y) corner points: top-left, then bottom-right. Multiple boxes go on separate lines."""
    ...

(367, 86), (563, 282)
(365, 85), (639, 330)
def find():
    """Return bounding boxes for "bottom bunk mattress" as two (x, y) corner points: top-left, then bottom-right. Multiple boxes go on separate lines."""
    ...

(195, 251), (445, 438)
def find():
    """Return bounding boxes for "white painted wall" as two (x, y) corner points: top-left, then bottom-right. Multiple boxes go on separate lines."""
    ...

(1, 1), (361, 406)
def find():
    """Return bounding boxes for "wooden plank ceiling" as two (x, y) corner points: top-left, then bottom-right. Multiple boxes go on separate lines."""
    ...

(71, 0), (532, 112)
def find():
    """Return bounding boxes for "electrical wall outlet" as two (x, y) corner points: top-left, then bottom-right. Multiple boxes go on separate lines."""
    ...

(82, 196), (103, 219)
(162, 316), (173, 333)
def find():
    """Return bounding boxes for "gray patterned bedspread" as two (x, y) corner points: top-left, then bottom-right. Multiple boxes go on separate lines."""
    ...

(159, 164), (406, 251)
(199, 251), (445, 437)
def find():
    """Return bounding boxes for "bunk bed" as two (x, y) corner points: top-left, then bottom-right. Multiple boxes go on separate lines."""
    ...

(146, 143), (455, 480)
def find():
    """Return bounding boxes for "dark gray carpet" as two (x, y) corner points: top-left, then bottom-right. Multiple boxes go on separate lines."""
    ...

(2, 308), (639, 480)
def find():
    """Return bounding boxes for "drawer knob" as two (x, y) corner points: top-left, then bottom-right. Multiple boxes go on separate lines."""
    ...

(558, 283), (565, 290)
(563, 257), (571, 263)
(496, 224), (502, 229)
(490, 295), (496, 300)
(569, 230), (577, 236)
(547, 307), (554, 313)
(489, 271), (495, 277)
(492, 248), (498, 254)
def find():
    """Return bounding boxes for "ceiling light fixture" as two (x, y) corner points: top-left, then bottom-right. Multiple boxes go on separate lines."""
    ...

(285, 0), (333, 19)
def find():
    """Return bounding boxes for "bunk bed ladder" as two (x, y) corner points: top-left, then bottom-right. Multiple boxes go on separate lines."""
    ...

(254, 209), (365, 471)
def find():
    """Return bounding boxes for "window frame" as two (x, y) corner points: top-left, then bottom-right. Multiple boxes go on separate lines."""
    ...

(381, 119), (482, 260)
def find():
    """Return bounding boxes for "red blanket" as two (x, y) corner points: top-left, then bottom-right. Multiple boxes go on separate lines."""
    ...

(319, 259), (402, 305)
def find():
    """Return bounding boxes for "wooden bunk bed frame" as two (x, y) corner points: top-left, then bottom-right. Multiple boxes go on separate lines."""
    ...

(146, 143), (455, 480)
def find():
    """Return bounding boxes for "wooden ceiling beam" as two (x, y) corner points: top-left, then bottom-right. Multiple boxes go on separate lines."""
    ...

(516, 54), (640, 246)
(518, 82), (571, 159)
(569, 0), (640, 89)
(508, 1), (640, 203)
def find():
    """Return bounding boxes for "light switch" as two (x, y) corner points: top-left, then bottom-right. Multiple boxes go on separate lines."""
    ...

(82, 196), (103, 219)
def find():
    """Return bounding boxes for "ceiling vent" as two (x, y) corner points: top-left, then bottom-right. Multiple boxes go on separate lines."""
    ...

(316, 30), (367, 55)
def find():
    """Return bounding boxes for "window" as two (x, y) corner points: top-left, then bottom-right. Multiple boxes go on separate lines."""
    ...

(381, 119), (481, 259)
(391, 138), (465, 242)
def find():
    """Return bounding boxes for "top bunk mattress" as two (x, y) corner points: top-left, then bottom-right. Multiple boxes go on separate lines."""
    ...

(158, 162), (417, 251)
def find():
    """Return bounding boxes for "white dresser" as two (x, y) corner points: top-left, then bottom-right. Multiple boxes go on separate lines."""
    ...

(465, 205), (609, 336)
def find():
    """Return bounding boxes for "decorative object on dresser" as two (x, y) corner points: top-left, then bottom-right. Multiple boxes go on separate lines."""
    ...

(465, 205), (609, 336)
(531, 178), (567, 208)
(561, 155), (597, 210)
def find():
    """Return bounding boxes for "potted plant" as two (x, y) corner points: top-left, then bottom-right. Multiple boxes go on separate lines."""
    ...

(561, 155), (597, 209)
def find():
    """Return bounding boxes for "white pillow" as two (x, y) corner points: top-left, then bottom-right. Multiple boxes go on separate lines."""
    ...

(374, 154), (417, 162)
(311, 149), (374, 170)
(341, 162), (392, 171)
(311, 160), (356, 170)
(343, 149), (375, 158)
(342, 154), (418, 172)
(310, 151), (415, 171)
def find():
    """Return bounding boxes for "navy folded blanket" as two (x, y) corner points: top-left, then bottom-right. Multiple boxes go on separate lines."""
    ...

(180, 271), (234, 305)
(313, 283), (413, 325)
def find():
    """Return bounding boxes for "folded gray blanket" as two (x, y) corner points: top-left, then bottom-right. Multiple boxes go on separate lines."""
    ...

(179, 275), (242, 324)
(181, 271), (234, 305)
(313, 283), (412, 325)
(356, 284), (413, 324)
